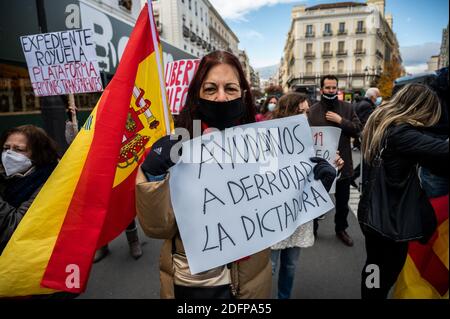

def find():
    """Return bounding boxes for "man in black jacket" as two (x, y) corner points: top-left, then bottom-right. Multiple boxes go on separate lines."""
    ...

(308, 75), (362, 246)
(351, 87), (382, 186)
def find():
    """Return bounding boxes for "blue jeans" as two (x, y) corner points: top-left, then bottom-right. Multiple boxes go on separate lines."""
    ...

(271, 247), (301, 299)
(419, 167), (448, 198)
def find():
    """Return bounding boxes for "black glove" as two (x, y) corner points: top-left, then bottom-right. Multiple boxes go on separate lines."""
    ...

(141, 135), (182, 176)
(310, 157), (337, 192)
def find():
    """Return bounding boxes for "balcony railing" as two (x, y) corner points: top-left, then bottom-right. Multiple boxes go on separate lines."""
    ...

(190, 32), (197, 42)
(183, 26), (190, 38)
(376, 50), (384, 59)
(337, 29), (347, 35)
(304, 52), (315, 58)
(336, 50), (348, 56)
(322, 51), (333, 57)
(354, 49), (366, 55)
(323, 31), (333, 37)
(355, 27), (366, 34)
(305, 32), (315, 38)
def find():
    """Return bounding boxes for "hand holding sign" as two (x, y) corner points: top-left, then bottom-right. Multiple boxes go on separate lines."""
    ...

(310, 157), (337, 192)
(169, 115), (334, 274)
(141, 135), (181, 176)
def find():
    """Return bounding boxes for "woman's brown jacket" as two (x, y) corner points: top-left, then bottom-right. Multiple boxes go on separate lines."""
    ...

(136, 169), (272, 299)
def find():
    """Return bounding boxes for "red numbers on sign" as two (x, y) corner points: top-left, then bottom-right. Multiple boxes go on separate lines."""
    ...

(314, 132), (323, 146)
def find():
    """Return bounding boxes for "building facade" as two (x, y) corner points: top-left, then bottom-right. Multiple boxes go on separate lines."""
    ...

(281, 0), (402, 98)
(238, 50), (251, 83)
(152, 0), (239, 58)
(427, 55), (440, 72)
(439, 24), (449, 69)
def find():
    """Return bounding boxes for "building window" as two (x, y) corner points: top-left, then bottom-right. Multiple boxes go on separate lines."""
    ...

(324, 23), (332, 35)
(200, 7), (203, 21)
(338, 60), (344, 73)
(306, 43), (313, 53)
(338, 22), (346, 34)
(195, 1), (197, 16)
(338, 41), (345, 52)
(306, 24), (314, 37)
(357, 20), (365, 33)
(324, 42), (330, 52)
(323, 61), (330, 73)
(356, 39), (363, 51)
(118, 0), (132, 11)
(189, 0), (191, 10)
(306, 62), (313, 74)
(355, 59), (362, 73)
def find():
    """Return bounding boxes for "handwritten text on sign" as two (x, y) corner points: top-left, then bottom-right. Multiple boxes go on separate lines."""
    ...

(169, 115), (334, 274)
(20, 29), (103, 96)
(164, 59), (200, 115)
(311, 126), (341, 194)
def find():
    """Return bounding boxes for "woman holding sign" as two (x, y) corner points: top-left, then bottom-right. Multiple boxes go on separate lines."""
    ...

(135, 51), (338, 299)
(270, 92), (343, 299)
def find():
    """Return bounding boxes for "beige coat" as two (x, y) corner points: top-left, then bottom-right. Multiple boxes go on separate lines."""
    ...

(135, 168), (272, 299)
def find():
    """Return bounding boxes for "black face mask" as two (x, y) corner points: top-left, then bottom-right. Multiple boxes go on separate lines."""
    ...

(197, 97), (246, 131)
(321, 93), (338, 108)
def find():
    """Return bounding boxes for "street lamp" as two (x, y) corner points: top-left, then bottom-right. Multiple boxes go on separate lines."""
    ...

(377, 65), (383, 75)
(364, 66), (369, 89)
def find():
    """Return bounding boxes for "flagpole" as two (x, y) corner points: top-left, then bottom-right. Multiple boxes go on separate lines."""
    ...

(147, 0), (171, 135)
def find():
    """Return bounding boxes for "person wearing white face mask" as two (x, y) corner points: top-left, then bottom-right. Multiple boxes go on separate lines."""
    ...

(0, 125), (59, 254)
(255, 95), (279, 122)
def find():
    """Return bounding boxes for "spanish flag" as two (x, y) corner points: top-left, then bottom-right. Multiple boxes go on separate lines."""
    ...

(0, 3), (172, 297)
(394, 194), (449, 299)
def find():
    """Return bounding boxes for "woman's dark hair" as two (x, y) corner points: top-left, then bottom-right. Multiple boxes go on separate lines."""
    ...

(0, 125), (59, 167)
(273, 92), (308, 119)
(176, 51), (256, 136)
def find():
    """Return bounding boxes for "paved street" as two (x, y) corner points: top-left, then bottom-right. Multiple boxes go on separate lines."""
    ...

(80, 151), (364, 299)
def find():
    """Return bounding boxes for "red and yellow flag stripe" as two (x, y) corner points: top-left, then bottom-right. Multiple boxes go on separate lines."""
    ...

(0, 3), (172, 296)
(394, 195), (449, 299)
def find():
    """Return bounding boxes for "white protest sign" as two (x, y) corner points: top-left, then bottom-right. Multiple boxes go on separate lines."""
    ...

(20, 29), (103, 96)
(169, 115), (334, 274)
(311, 126), (342, 194)
(164, 59), (200, 115)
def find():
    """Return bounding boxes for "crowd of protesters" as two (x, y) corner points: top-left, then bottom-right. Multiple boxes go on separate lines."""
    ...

(1, 48), (448, 299)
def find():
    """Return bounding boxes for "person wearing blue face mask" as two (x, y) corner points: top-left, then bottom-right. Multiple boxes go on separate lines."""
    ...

(0, 125), (58, 254)
(351, 87), (382, 188)
(354, 87), (382, 128)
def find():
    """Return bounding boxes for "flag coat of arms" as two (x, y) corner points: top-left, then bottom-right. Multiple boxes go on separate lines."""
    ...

(0, 2), (172, 296)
